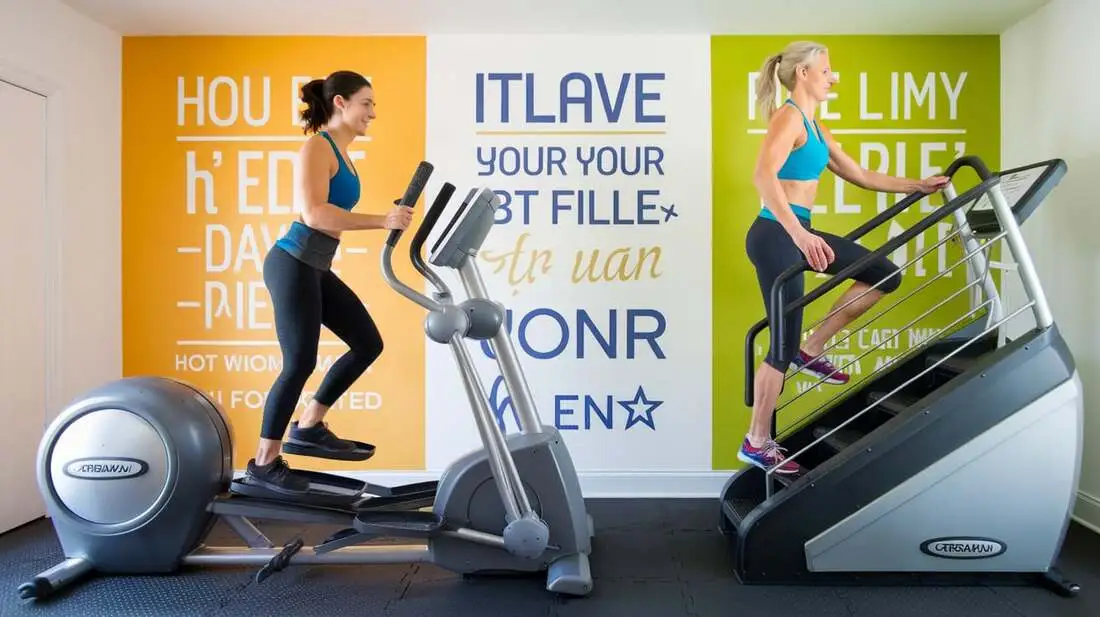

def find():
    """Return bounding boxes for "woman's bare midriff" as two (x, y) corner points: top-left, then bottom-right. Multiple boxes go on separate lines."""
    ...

(779, 178), (819, 210)
(298, 215), (343, 241)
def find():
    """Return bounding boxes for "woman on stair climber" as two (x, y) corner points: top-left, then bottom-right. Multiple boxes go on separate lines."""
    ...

(740, 41), (950, 476)
(245, 70), (414, 495)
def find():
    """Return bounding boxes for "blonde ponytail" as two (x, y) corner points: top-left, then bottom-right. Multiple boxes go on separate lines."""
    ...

(754, 41), (829, 121)
(755, 53), (783, 120)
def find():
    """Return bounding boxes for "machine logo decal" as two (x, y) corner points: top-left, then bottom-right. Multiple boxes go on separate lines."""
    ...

(920, 537), (1006, 559)
(63, 457), (149, 480)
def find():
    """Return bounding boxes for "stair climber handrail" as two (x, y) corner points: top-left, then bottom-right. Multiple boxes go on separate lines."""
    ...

(743, 169), (1002, 406)
(942, 154), (994, 181)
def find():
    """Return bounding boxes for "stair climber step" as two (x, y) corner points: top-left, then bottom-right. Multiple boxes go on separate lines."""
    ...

(925, 352), (980, 377)
(722, 497), (761, 531)
(867, 390), (920, 415)
(812, 425), (867, 455)
(772, 473), (796, 487)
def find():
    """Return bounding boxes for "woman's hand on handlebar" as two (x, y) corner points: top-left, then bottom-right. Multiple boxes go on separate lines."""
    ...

(793, 229), (834, 272)
(916, 175), (950, 193)
(383, 205), (414, 231)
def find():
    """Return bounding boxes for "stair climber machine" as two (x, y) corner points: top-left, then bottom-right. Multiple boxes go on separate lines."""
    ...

(18, 162), (595, 601)
(719, 156), (1082, 597)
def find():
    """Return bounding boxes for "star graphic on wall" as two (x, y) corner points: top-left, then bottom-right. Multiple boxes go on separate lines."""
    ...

(617, 385), (663, 431)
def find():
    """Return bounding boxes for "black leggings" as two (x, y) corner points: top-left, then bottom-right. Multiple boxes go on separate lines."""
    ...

(746, 215), (903, 372)
(260, 246), (384, 440)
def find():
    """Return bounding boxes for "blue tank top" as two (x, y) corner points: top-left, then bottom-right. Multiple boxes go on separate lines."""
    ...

(777, 99), (829, 181)
(274, 131), (361, 269)
(759, 99), (830, 223)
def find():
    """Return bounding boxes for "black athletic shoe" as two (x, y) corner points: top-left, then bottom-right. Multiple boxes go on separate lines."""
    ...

(286, 421), (357, 454)
(245, 455), (310, 495)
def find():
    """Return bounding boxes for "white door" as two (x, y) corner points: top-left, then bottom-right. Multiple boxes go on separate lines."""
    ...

(0, 78), (48, 533)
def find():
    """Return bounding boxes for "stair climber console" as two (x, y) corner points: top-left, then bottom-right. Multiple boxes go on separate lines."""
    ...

(18, 163), (595, 602)
(721, 157), (1082, 598)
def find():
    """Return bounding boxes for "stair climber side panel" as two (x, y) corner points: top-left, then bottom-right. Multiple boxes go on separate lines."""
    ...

(735, 325), (1077, 582)
(804, 370), (1082, 572)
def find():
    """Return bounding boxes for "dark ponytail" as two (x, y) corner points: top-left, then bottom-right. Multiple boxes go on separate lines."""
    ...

(299, 70), (372, 134)
(300, 79), (329, 134)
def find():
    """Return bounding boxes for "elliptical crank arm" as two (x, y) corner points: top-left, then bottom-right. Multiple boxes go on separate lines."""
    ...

(440, 527), (560, 553)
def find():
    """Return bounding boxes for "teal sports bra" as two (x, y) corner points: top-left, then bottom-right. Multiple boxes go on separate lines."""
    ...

(316, 131), (360, 210)
(776, 99), (829, 181)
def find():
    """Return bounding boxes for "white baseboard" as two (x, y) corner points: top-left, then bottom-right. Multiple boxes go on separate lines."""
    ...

(1072, 491), (1100, 535)
(235, 469), (736, 499)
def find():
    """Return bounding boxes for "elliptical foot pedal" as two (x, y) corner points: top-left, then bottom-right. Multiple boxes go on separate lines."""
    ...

(353, 510), (445, 538)
(229, 468), (368, 508)
(282, 423), (376, 461)
(228, 477), (360, 508)
(362, 480), (439, 498)
(282, 439), (376, 461)
(256, 537), (304, 583)
(356, 479), (439, 511)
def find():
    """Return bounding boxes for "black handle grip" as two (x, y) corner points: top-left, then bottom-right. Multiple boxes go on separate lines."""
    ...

(386, 161), (435, 248)
(944, 155), (993, 181)
(411, 182), (456, 267)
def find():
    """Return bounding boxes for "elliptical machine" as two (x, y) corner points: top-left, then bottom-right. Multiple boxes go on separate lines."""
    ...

(18, 162), (594, 601)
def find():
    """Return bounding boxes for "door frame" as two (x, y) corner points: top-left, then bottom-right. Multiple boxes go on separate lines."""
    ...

(0, 61), (63, 434)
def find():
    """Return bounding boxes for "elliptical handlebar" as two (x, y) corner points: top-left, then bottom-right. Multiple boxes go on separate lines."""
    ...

(380, 161), (453, 312)
(411, 182), (455, 265)
(410, 182), (457, 298)
(385, 161), (435, 248)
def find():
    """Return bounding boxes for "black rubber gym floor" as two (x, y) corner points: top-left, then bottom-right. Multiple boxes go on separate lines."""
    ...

(0, 498), (1096, 616)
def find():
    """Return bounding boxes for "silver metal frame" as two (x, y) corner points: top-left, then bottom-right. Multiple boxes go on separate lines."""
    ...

(458, 258), (544, 435)
(943, 183), (1004, 329)
(379, 223), (542, 527)
(984, 184), (1054, 329)
(183, 545), (432, 566)
(381, 244), (445, 313)
(222, 515), (273, 549)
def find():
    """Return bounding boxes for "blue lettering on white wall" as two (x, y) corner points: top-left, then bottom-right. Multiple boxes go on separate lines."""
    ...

(475, 72), (667, 124)
(479, 307), (667, 360)
(474, 145), (665, 177)
(489, 376), (662, 433)
(551, 189), (663, 225)
(464, 61), (686, 452)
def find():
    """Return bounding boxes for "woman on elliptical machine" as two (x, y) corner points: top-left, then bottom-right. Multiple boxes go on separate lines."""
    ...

(740, 41), (949, 476)
(245, 70), (414, 495)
